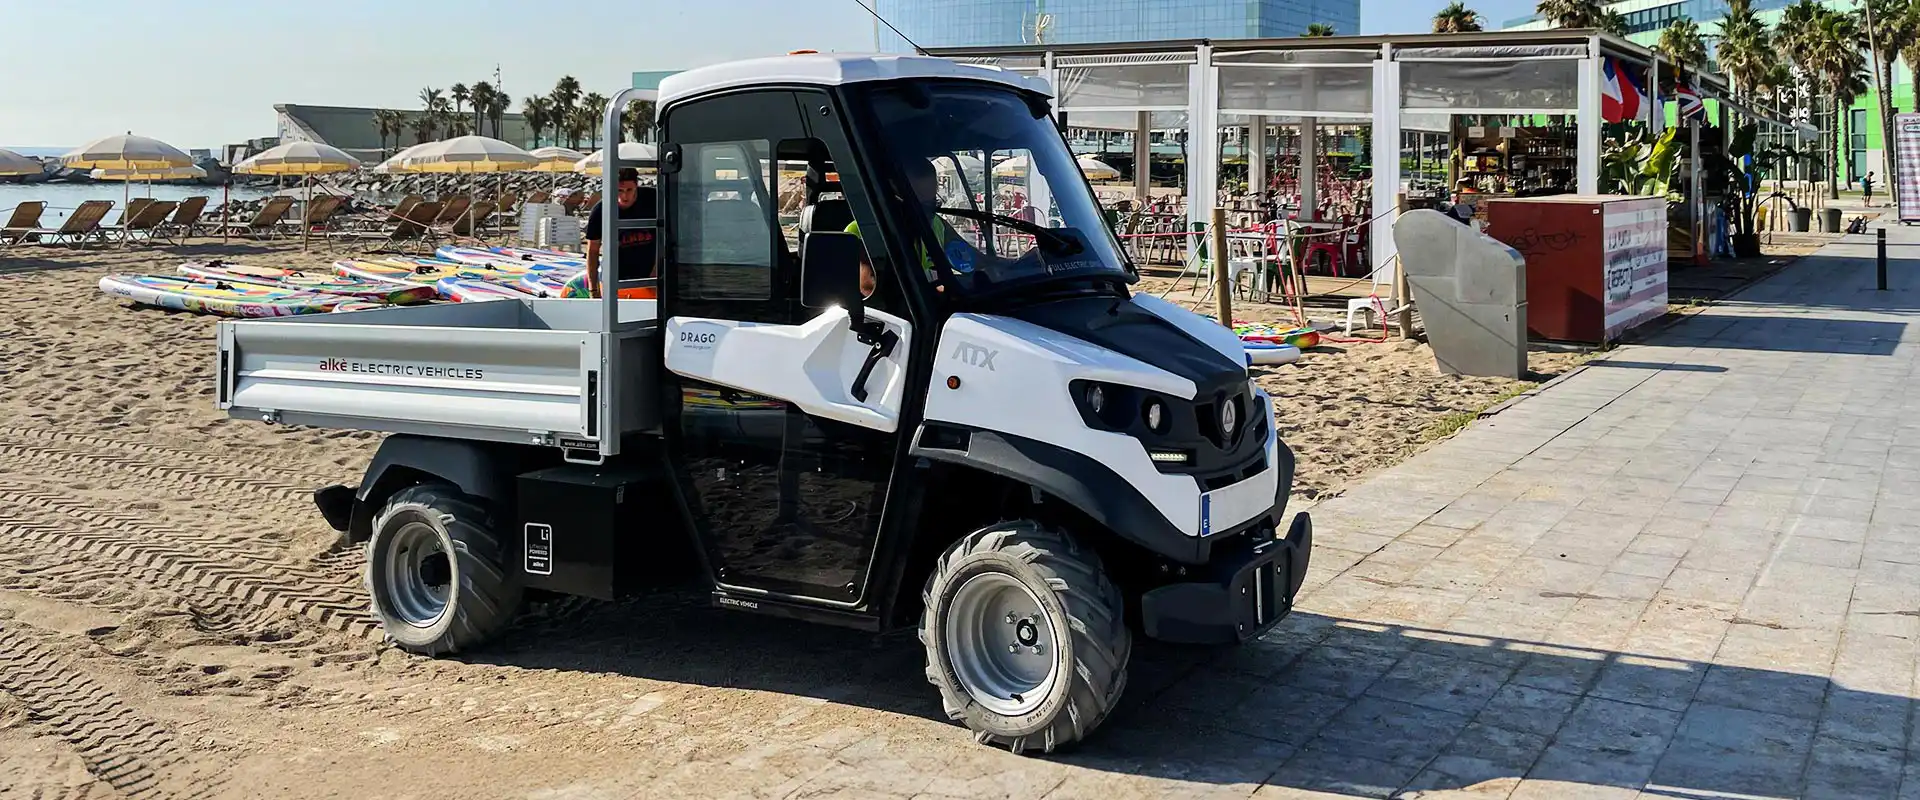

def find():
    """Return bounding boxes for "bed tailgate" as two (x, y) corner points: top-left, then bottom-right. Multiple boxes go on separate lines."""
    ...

(216, 319), (607, 447)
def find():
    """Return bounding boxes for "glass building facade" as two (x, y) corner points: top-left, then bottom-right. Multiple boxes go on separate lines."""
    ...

(871, 0), (1361, 52)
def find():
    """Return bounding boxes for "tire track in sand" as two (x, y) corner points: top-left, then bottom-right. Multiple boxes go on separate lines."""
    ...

(0, 426), (331, 493)
(0, 623), (211, 799)
(0, 482), (376, 642)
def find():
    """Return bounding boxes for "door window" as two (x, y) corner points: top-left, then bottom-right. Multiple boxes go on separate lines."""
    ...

(674, 139), (774, 300)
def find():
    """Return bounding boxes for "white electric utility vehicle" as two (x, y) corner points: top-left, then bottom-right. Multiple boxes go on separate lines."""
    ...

(216, 53), (1312, 752)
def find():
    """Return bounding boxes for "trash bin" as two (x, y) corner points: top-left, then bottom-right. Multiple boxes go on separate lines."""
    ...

(1822, 208), (1843, 233)
(1791, 207), (1812, 232)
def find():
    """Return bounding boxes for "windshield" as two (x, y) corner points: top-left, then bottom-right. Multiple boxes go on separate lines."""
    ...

(861, 82), (1131, 296)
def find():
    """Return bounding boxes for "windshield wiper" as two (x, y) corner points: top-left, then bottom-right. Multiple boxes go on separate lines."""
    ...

(934, 207), (1083, 255)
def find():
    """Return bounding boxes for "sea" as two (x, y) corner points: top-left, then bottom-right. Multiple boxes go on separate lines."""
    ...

(1, 145), (273, 222)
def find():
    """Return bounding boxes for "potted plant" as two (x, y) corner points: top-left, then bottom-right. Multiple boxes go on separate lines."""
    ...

(1706, 124), (1784, 258)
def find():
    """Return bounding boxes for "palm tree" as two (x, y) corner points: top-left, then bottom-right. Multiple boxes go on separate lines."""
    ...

(1716, 0), (1777, 99)
(564, 107), (593, 153)
(471, 81), (496, 137)
(487, 93), (510, 144)
(450, 83), (470, 118)
(411, 110), (436, 145)
(1600, 9), (1629, 36)
(623, 100), (657, 144)
(1303, 23), (1336, 36)
(580, 92), (611, 148)
(1536, 0), (1603, 29)
(1658, 20), (1709, 71)
(1432, 2), (1482, 32)
(1860, 0), (1915, 185)
(1813, 9), (1870, 198)
(550, 76), (583, 148)
(523, 96), (551, 148)
(373, 109), (404, 156)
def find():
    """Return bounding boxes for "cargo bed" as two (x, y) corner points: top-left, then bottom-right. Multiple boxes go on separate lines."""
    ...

(217, 299), (660, 460)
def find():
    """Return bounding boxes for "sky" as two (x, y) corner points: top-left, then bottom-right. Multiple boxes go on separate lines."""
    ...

(0, 0), (1537, 151)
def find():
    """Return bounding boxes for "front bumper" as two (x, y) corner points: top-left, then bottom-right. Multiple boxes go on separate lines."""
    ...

(1138, 511), (1312, 644)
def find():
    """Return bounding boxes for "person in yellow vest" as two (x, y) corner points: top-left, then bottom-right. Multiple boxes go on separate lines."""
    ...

(845, 157), (979, 291)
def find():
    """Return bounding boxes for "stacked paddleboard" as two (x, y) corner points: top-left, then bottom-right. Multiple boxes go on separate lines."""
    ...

(99, 275), (350, 318)
(1233, 323), (1322, 366)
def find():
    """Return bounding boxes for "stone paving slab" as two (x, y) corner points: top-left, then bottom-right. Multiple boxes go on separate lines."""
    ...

(578, 225), (1919, 799)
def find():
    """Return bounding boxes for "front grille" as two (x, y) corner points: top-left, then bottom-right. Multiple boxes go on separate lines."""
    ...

(1198, 454), (1268, 491)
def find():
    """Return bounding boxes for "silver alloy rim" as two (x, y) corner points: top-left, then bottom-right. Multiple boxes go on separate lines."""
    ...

(945, 572), (1057, 716)
(383, 521), (451, 627)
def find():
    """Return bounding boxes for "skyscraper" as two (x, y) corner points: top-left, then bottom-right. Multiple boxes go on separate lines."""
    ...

(870, 0), (1360, 52)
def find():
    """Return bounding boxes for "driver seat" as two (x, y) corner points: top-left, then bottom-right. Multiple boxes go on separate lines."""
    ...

(799, 198), (854, 243)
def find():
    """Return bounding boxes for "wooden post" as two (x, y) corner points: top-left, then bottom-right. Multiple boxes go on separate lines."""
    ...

(1210, 206), (1232, 326)
(1394, 192), (1414, 338)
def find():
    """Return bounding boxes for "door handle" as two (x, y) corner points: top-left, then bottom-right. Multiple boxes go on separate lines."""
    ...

(850, 327), (899, 403)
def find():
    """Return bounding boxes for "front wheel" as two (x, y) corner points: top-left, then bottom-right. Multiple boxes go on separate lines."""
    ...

(365, 484), (522, 655)
(919, 521), (1131, 753)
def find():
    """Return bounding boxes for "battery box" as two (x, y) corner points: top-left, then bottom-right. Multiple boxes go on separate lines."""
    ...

(514, 463), (678, 600)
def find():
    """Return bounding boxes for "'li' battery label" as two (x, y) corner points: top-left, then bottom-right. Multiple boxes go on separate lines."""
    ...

(524, 523), (553, 575)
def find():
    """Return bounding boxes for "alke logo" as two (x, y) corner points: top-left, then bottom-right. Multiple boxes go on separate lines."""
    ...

(950, 342), (997, 371)
(319, 358), (348, 372)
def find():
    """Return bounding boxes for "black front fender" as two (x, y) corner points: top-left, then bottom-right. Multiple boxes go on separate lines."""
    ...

(342, 435), (516, 543)
(911, 426), (1287, 564)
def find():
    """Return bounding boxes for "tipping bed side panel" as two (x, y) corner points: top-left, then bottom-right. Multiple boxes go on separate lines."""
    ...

(221, 319), (602, 440)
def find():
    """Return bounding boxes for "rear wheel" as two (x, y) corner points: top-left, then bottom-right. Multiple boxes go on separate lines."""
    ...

(365, 484), (522, 655)
(920, 521), (1130, 753)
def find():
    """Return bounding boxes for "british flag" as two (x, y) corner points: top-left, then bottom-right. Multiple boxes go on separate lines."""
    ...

(1674, 81), (1705, 122)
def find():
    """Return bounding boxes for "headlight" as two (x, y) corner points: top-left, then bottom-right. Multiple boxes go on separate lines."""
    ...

(1143, 398), (1167, 433)
(1086, 384), (1107, 415)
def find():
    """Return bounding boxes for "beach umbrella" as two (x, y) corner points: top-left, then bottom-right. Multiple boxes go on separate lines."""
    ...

(235, 142), (361, 250)
(402, 135), (537, 173)
(233, 141), (361, 176)
(403, 136), (539, 235)
(62, 134), (194, 171)
(527, 146), (586, 172)
(372, 142), (434, 174)
(574, 142), (658, 176)
(992, 154), (1032, 178)
(65, 134), (197, 221)
(1077, 155), (1121, 181)
(90, 165), (207, 182)
(0, 148), (41, 177)
(526, 146), (587, 195)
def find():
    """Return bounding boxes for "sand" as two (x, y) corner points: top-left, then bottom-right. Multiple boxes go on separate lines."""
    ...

(0, 238), (1582, 798)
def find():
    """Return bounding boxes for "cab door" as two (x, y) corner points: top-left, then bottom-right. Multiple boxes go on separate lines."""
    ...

(659, 88), (913, 605)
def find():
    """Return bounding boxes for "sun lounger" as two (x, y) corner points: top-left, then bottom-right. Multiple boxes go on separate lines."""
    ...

(525, 190), (551, 205)
(286, 195), (345, 236)
(14, 200), (114, 248)
(335, 200), (442, 253)
(154, 196), (207, 244)
(559, 192), (586, 214)
(119, 197), (154, 226)
(101, 200), (178, 245)
(1, 201), (45, 247)
(433, 195), (472, 226)
(222, 196), (295, 239)
(451, 201), (497, 237)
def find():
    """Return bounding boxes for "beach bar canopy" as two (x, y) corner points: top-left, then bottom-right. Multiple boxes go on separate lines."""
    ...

(927, 29), (1807, 280)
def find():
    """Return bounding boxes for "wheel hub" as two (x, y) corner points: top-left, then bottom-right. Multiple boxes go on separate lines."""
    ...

(945, 573), (1057, 716)
(383, 521), (452, 628)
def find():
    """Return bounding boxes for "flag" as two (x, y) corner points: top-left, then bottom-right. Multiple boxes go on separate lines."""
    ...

(1674, 81), (1704, 122)
(1601, 57), (1648, 123)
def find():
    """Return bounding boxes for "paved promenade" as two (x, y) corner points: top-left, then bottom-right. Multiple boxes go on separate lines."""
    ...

(1247, 221), (1920, 798)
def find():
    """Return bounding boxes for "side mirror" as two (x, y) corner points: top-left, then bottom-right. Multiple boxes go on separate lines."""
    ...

(800, 231), (866, 317)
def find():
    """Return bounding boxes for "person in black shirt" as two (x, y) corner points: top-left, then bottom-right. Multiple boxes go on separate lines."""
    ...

(581, 167), (657, 297)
